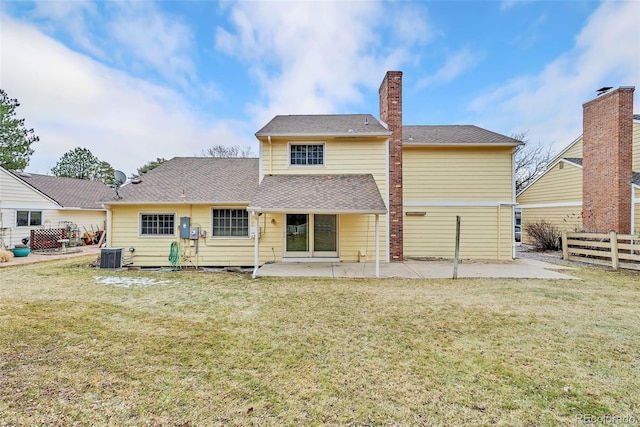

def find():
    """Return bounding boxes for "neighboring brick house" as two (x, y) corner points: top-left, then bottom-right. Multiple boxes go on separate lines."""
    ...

(104, 71), (522, 274)
(517, 87), (639, 242)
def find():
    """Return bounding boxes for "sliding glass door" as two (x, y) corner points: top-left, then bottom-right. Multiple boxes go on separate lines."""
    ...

(285, 214), (337, 258)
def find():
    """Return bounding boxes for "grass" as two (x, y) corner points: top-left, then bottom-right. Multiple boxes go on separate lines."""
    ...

(1, 257), (639, 426)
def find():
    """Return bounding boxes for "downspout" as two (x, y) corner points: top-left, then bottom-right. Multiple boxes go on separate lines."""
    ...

(252, 211), (260, 278)
(497, 204), (501, 260)
(631, 184), (635, 255)
(631, 183), (635, 235)
(105, 205), (112, 247)
(511, 146), (518, 259)
(268, 135), (273, 176)
(375, 214), (380, 277)
(385, 137), (390, 263)
(258, 136), (263, 180)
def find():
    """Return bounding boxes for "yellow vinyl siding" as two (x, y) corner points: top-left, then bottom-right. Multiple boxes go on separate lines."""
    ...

(256, 213), (386, 262)
(257, 213), (284, 263)
(563, 137), (583, 159)
(403, 206), (513, 260)
(403, 146), (514, 260)
(339, 214), (386, 262)
(519, 206), (583, 245)
(517, 162), (583, 245)
(517, 162), (582, 205)
(261, 136), (387, 195)
(109, 204), (258, 267)
(260, 136), (389, 261)
(403, 146), (514, 202)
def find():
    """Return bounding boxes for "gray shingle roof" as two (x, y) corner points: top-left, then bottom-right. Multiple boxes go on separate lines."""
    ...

(403, 125), (522, 145)
(109, 157), (259, 204)
(633, 172), (640, 186)
(255, 114), (390, 137)
(12, 172), (113, 209)
(633, 114), (640, 121)
(248, 174), (387, 214)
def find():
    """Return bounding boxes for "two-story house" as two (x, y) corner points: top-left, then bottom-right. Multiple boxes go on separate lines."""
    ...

(103, 72), (521, 275)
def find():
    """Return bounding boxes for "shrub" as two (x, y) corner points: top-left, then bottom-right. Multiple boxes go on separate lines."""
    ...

(0, 249), (14, 263)
(525, 220), (561, 250)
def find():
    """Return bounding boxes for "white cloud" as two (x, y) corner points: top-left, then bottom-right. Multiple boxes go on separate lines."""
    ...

(106, 1), (196, 87)
(468, 1), (640, 152)
(416, 47), (483, 89)
(215, 1), (433, 125)
(1, 14), (254, 176)
(31, 0), (105, 59)
(29, 1), (199, 90)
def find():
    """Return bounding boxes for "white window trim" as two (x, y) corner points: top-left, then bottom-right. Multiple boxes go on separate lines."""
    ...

(288, 141), (326, 168)
(211, 206), (251, 239)
(138, 212), (177, 238)
(16, 210), (43, 227)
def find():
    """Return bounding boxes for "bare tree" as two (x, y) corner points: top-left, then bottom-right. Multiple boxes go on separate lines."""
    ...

(201, 144), (255, 158)
(513, 131), (555, 194)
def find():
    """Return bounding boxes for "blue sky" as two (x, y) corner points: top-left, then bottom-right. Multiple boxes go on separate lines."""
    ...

(1, 0), (639, 176)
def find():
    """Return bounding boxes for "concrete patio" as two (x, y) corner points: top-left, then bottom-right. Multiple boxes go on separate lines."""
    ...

(1, 245), (579, 280)
(255, 257), (579, 280)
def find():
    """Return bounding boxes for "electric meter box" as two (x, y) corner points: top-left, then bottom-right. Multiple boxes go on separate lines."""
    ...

(189, 227), (199, 240)
(180, 217), (191, 239)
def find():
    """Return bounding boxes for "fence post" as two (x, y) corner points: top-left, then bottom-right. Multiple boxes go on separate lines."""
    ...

(562, 231), (568, 260)
(453, 216), (461, 279)
(610, 231), (619, 270)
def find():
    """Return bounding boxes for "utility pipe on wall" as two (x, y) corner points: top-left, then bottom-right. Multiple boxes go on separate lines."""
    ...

(268, 135), (273, 176)
(252, 211), (260, 278)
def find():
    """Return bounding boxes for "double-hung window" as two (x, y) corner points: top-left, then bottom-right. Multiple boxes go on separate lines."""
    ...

(16, 210), (42, 227)
(140, 213), (175, 236)
(290, 143), (324, 166)
(212, 208), (249, 237)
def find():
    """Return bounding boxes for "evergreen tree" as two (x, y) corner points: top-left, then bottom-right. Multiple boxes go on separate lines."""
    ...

(0, 89), (38, 170)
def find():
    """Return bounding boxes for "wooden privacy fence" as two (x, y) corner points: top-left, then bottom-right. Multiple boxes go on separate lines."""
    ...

(562, 231), (640, 271)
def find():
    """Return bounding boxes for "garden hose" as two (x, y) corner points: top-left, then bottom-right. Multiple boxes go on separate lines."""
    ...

(169, 241), (180, 270)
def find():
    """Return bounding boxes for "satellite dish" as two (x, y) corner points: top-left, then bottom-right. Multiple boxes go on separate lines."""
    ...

(112, 170), (127, 200)
(114, 170), (127, 186)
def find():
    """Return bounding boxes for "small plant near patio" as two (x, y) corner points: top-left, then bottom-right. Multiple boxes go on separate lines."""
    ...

(0, 248), (14, 262)
(525, 219), (561, 250)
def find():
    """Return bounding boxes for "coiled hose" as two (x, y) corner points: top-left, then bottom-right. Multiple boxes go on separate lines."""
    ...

(168, 241), (180, 270)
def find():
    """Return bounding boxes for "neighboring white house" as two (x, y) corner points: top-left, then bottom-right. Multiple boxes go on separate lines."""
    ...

(0, 166), (113, 248)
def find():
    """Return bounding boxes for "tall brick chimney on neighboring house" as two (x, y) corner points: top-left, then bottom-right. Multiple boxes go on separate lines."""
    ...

(379, 71), (403, 261)
(582, 86), (635, 234)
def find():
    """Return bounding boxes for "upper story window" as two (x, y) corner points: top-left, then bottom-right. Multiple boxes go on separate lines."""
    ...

(140, 213), (175, 236)
(290, 143), (324, 166)
(16, 210), (42, 227)
(212, 208), (249, 237)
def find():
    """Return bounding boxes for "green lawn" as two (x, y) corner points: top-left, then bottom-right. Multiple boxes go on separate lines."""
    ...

(1, 256), (639, 426)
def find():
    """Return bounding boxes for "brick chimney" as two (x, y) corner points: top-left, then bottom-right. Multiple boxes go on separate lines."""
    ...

(582, 86), (635, 233)
(379, 71), (403, 261)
